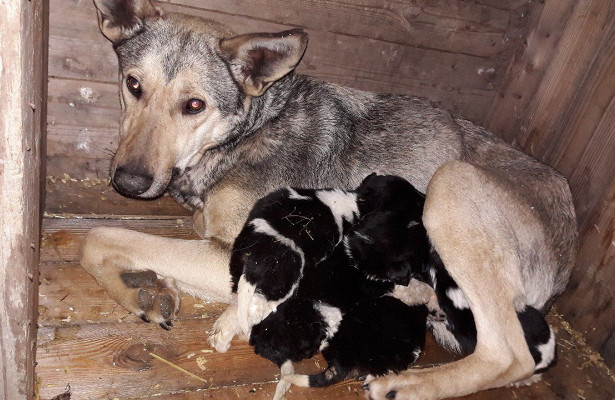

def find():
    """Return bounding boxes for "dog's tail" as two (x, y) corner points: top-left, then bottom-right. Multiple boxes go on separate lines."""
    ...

(283, 365), (346, 388)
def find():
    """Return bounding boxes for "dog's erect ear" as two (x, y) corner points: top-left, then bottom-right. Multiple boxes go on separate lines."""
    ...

(93, 0), (163, 44)
(219, 29), (308, 97)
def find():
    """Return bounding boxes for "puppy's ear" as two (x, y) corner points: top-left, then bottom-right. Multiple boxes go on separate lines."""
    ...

(93, 0), (163, 44)
(219, 29), (308, 97)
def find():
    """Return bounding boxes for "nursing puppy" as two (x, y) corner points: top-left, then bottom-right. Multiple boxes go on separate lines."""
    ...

(348, 175), (557, 383)
(81, 1), (578, 398)
(228, 175), (427, 394)
(257, 296), (427, 388)
(228, 186), (359, 336)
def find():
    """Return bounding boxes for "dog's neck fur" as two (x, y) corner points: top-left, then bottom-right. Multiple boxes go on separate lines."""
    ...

(167, 73), (368, 209)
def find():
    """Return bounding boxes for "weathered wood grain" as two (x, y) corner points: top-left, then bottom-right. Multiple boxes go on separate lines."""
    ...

(0, 0), (47, 399)
(557, 178), (615, 364)
(45, 0), (526, 201)
(483, 0), (576, 142)
(165, 0), (525, 59)
(513, 0), (615, 159)
(495, 0), (615, 366)
(45, 179), (190, 216)
(36, 294), (615, 400)
(44, 0), (538, 218)
(41, 216), (197, 263)
(36, 318), (275, 399)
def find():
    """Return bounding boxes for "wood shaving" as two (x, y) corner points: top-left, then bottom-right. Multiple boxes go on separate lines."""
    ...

(149, 352), (208, 383)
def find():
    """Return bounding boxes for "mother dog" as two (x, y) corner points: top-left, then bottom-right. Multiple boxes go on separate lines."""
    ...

(80, 1), (578, 399)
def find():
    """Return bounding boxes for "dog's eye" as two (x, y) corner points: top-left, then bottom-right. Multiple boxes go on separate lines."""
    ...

(185, 98), (205, 114)
(126, 76), (142, 97)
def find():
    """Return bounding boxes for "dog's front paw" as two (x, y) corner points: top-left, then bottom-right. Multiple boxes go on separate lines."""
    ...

(363, 372), (430, 400)
(208, 304), (242, 353)
(120, 270), (181, 330)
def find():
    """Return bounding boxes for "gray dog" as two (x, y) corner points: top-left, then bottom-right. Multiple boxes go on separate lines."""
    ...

(80, 1), (578, 399)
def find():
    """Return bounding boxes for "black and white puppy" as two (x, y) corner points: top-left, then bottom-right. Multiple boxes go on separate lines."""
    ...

(230, 175), (427, 392)
(229, 185), (359, 334)
(250, 243), (427, 388)
(230, 174), (426, 336)
(349, 175), (557, 376)
(425, 249), (557, 376)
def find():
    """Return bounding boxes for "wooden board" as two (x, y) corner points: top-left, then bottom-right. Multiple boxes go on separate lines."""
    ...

(45, 178), (190, 216)
(557, 178), (615, 367)
(0, 0), (47, 399)
(41, 217), (198, 264)
(483, 0), (576, 143)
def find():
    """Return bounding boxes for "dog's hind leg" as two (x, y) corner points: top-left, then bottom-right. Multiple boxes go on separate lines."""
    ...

(365, 161), (537, 400)
(81, 227), (234, 326)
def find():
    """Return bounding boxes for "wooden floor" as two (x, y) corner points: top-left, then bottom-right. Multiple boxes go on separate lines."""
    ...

(36, 182), (615, 400)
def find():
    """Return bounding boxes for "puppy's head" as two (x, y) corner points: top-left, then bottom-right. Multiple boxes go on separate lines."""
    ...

(356, 174), (425, 221)
(347, 211), (429, 285)
(250, 299), (325, 366)
(93, 0), (308, 198)
(350, 174), (429, 284)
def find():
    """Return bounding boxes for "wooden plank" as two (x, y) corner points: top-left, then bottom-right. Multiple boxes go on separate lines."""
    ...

(47, 78), (120, 131)
(566, 95), (615, 229)
(36, 216), (615, 399)
(41, 217), (198, 263)
(557, 178), (615, 359)
(483, 0), (577, 142)
(36, 307), (615, 399)
(48, 0), (503, 121)
(36, 319), (277, 399)
(46, 155), (112, 182)
(165, 0), (523, 59)
(45, 0), (517, 194)
(44, 178), (190, 216)
(45, 0), (529, 197)
(512, 0), (614, 159)
(507, 0), (615, 366)
(0, 0), (47, 399)
(118, 382), (366, 400)
(45, 0), (522, 207)
(46, 78), (120, 179)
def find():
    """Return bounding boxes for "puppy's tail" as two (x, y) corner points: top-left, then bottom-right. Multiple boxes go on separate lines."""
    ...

(283, 365), (345, 388)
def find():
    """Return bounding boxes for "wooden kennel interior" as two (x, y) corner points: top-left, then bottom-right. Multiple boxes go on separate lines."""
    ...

(2, 0), (615, 398)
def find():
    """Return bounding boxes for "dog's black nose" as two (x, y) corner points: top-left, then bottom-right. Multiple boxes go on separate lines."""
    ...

(112, 165), (154, 198)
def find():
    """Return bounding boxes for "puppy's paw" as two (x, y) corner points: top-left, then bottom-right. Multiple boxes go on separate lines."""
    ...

(120, 270), (181, 329)
(208, 304), (241, 353)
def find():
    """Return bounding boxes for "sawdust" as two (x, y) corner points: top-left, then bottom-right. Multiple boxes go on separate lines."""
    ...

(550, 309), (615, 383)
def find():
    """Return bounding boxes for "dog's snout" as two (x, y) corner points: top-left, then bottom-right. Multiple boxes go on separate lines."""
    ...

(112, 165), (154, 198)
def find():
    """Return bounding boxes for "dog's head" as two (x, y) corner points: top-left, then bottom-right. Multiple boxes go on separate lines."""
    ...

(93, 0), (308, 198)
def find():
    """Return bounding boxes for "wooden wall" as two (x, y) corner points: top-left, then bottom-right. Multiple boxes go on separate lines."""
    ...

(484, 0), (615, 368)
(0, 0), (48, 399)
